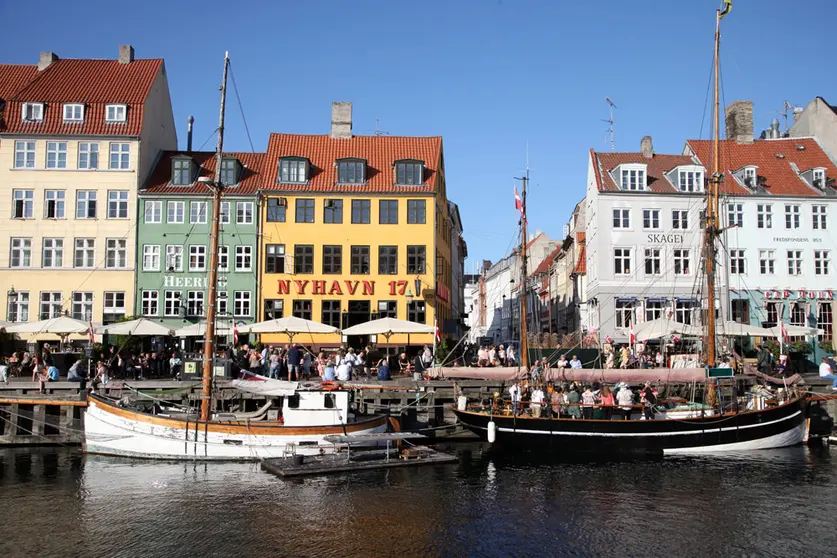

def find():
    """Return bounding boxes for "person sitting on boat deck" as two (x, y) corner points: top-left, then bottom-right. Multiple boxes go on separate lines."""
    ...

(640, 382), (657, 420)
(619, 345), (630, 369)
(570, 355), (583, 369)
(488, 346), (497, 365)
(550, 385), (562, 417)
(756, 344), (773, 375)
(718, 356), (732, 369)
(655, 351), (664, 368)
(336, 359), (352, 382)
(498, 345), (506, 366)
(773, 354), (788, 377)
(566, 384), (582, 419)
(323, 356), (337, 381)
(507, 345), (516, 366)
(508, 382), (521, 416)
(605, 351), (615, 369)
(818, 357), (837, 390)
(600, 384), (615, 420)
(581, 385), (596, 419)
(531, 385), (545, 418)
(556, 354), (568, 369)
(477, 346), (488, 367)
(376, 358), (391, 381)
(530, 359), (542, 383)
(616, 382), (634, 420)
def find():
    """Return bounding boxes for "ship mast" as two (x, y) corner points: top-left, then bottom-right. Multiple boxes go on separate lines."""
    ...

(518, 174), (529, 368)
(200, 52), (230, 422)
(705, 1), (731, 367)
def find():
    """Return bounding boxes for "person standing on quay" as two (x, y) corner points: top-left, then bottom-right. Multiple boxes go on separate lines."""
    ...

(287, 344), (302, 381)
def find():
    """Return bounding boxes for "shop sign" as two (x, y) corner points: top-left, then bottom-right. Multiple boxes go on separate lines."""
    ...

(765, 290), (833, 300)
(164, 276), (207, 288)
(275, 279), (425, 297)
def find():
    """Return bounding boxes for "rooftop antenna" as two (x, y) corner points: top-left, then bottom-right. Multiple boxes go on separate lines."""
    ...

(602, 97), (617, 151)
(375, 118), (390, 136)
(779, 101), (803, 132)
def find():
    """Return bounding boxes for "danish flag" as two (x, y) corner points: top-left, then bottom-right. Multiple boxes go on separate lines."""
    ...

(233, 323), (239, 346)
(88, 320), (95, 344)
(780, 321), (789, 346)
(629, 322), (636, 345)
(514, 186), (523, 215)
(434, 318), (441, 343)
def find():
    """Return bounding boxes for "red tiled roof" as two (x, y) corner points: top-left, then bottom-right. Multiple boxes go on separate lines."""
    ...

(143, 151), (265, 195)
(263, 134), (442, 193)
(687, 138), (837, 197)
(593, 152), (697, 192)
(0, 64), (38, 99)
(533, 246), (560, 275)
(574, 232), (587, 274)
(1, 59), (163, 136)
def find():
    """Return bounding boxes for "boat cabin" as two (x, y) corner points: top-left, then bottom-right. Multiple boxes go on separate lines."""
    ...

(282, 390), (350, 427)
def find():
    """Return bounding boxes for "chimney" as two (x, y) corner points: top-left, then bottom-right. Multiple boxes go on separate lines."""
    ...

(331, 101), (352, 139)
(770, 118), (780, 139)
(725, 100), (754, 144)
(640, 135), (653, 159)
(118, 45), (135, 64)
(38, 52), (58, 71)
(187, 115), (195, 151)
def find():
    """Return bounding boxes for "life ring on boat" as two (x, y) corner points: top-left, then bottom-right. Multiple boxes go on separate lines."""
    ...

(320, 381), (340, 391)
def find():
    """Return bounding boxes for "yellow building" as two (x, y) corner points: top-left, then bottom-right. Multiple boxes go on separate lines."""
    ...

(258, 102), (453, 349)
(0, 46), (176, 332)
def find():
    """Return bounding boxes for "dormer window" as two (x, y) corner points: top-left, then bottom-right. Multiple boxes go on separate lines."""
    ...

(105, 104), (127, 123)
(63, 103), (84, 123)
(172, 158), (194, 185)
(616, 164), (646, 191)
(813, 168), (826, 187)
(337, 158), (366, 184)
(678, 169), (703, 192)
(744, 167), (756, 181)
(220, 158), (240, 186)
(394, 160), (424, 185)
(22, 103), (44, 122)
(278, 157), (308, 184)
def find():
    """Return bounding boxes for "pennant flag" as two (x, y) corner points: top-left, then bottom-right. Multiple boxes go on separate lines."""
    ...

(780, 320), (789, 346)
(434, 318), (441, 343)
(233, 323), (239, 346)
(629, 322), (635, 345)
(88, 320), (95, 344)
(514, 186), (523, 214)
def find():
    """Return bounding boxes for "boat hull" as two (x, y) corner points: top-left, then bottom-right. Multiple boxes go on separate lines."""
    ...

(452, 397), (810, 455)
(84, 395), (388, 461)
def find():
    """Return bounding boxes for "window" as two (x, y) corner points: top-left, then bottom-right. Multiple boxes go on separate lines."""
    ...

(813, 168), (826, 185)
(74, 191), (97, 219)
(323, 199), (343, 224)
(218, 201), (231, 224)
(106, 104), (127, 122)
(295, 199), (315, 223)
(675, 300), (695, 325)
(337, 159), (365, 184)
(189, 245), (207, 271)
(613, 248), (631, 275)
(187, 291), (204, 316)
(78, 143), (99, 169)
(644, 248), (661, 275)
(672, 210), (688, 229)
(167, 201), (184, 223)
(818, 303), (832, 343)
(164, 291), (180, 317)
(265, 244), (285, 273)
(612, 208), (630, 229)
(267, 198), (287, 222)
(379, 246), (398, 275)
(12, 190), (34, 219)
(351, 245), (370, 274)
(42, 238), (63, 268)
(673, 249), (690, 275)
(815, 250), (830, 275)
(220, 158), (238, 186)
(813, 205), (827, 230)
(729, 250), (746, 274)
(615, 300), (635, 328)
(407, 200), (426, 224)
(172, 159), (192, 185)
(378, 300), (397, 319)
(142, 245), (160, 271)
(759, 250), (775, 275)
(22, 102), (43, 122)
(645, 300), (664, 321)
(235, 245), (252, 271)
(292, 300), (312, 320)
(107, 191), (128, 219)
(395, 161), (423, 185)
(142, 290), (159, 316)
(166, 245), (184, 271)
(757, 204), (772, 229)
(236, 202), (254, 224)
(233, 291), (251, 317)
(352, 200), (371, 224)
(379, 200), (399, 224)
(74, 239), (95, 268)
(785, 204), (800, 229)
(214, 292), (227, 317)
(10, 238), (31, 267)
(105, 238), (127, 268)
(765, 302), (779, 327)
(323, 245), (342, 274)
(790, 303), (806, 327)
(71, 292), (94, 321)
(103, 292), (126, 323)
(43, 190), (65, 219)
(787, 250), (803, 276)
(642, 209), (660, 229)
(727, 203), (743, 227)
(46, 141), (68, 168)
(294, 245), (314, 274)
(322, 300), (341, 328)
(278, 158), (308, 183)
(190, 201), (207, 224)
(678, 170), (703, 192)
(144, 200), (162, 223)
(218, 245), (229, 272)
(408, 300), (426, 324)
(14, 141), (35, 168)
(109, 143), (130, 169)
(7, 292), (29, 322)
(620, 168), (645, 191)
(264, 299), (284, 320)
(744, 167), (757, 181)
(40, 292), (63, 319)
(407, 245), (426, 274)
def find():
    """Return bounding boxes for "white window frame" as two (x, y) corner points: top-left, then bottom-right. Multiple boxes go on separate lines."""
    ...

(14, 141), (36, 168)
(167, 201), (185, 224)
(644, 248), (662, 276)
(143, 245), (161, 271)
(220, 201), (231, 224)
(44, 190), (65, 219)
(7, 291), (30, 322)
(785, 204), (801, 229)
(142, 290), (159, 316)
(613, 248), (632, 276)
(107, 190), (129, 219)
(618, 165), (646, 191)
(12, 189), (34, 219)
(78, 142), (99, 169)
(642, 208), (660, 230)
(187, 291), (205, 317)
(164, 291), (180, 317)
(218, 245), (229, 272)
(678, 168), (704, 192)
(63, 103), (84, 123)
(813, 168), (826, 184)
(727, 203), (743, 228)
(22, 102), (44, 122)
(729, 249), (746, 274)
(103, 292), (126, 316)
(190, 201), (207, 224)
(166, 245), (184, 272)
(235, 245), (252, 272)
(787, 250), (803, 276)
(42, 238), (64, 268)
(45, 141), (68, 169)
(217, 293), (229, 317)
(233, 291), (252, 317)
(74, 238), (95, 268)
(71, 292), (94, 321)
(672, 210), (689, 230)
(76, 190), (97, 219)
(236, 201), (254, 225)
(675, 301), (695, 325)
(105, 104), (127, 123)
(10, 238), (32, 268)
(109, 143), (130, 170)
(615, 300), (635, 328)
(673, 249), (690, 275)
(144, 200), (162, 223)
(814, 250), (830, 276)
(105, 238), (127, 269)
(40, 291), (63, 320)
(757, 204), (773, 229)
(759, 249), (775, 275)
(612, 208), (630, 229)
(189, 245), (207, 272)
(813, 205), (827, 230)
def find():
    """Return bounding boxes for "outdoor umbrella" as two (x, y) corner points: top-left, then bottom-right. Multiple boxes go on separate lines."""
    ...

(768, 324), (824, 337)
(98, 318), (173, 336)
(174, 321), (235, 337)
(633, 317), (687, 342)
(342, 317), (435, 362)
(239, 316), (338, 335)
(5, 316), (90, 336)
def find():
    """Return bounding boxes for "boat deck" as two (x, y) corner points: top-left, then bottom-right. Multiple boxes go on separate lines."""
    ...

(261, 446), (457, 478)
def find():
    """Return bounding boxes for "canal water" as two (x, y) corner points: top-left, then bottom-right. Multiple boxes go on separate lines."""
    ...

(1, 444), (835, 557)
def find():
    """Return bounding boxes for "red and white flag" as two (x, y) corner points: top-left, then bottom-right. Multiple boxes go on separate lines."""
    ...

(514, 186), (523, 215)
(88, 320), (95, 344)
(780, 321), (789, 346)
(233, 323), (239, 346)
(629, 322), (635, 345)
(434, 318), (441, 343)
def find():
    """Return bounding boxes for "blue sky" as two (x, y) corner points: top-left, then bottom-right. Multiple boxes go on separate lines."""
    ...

(2, 0), (835, 269)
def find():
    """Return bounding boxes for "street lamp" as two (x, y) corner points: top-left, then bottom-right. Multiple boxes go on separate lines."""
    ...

(7, 286), (17, 321)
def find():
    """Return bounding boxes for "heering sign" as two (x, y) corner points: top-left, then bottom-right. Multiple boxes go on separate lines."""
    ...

(646, 233), (684, 244)
(164, 276), (207, 288)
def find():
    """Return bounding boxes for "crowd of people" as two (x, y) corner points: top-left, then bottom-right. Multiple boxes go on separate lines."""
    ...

(474, 344), (517, 367)
(502, 379), (659, 420)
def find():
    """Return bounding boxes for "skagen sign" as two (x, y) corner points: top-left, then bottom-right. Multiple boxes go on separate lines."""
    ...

(646, 233), (684, 244)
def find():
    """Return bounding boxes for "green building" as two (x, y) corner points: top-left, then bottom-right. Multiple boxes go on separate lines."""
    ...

(136, 151), (264, 338)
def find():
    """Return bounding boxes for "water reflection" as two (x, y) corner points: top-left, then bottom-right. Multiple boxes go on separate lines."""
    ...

(0, 445), (835, 557)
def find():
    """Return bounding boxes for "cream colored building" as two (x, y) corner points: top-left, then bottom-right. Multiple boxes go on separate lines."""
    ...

(0, 46), (176, 328)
